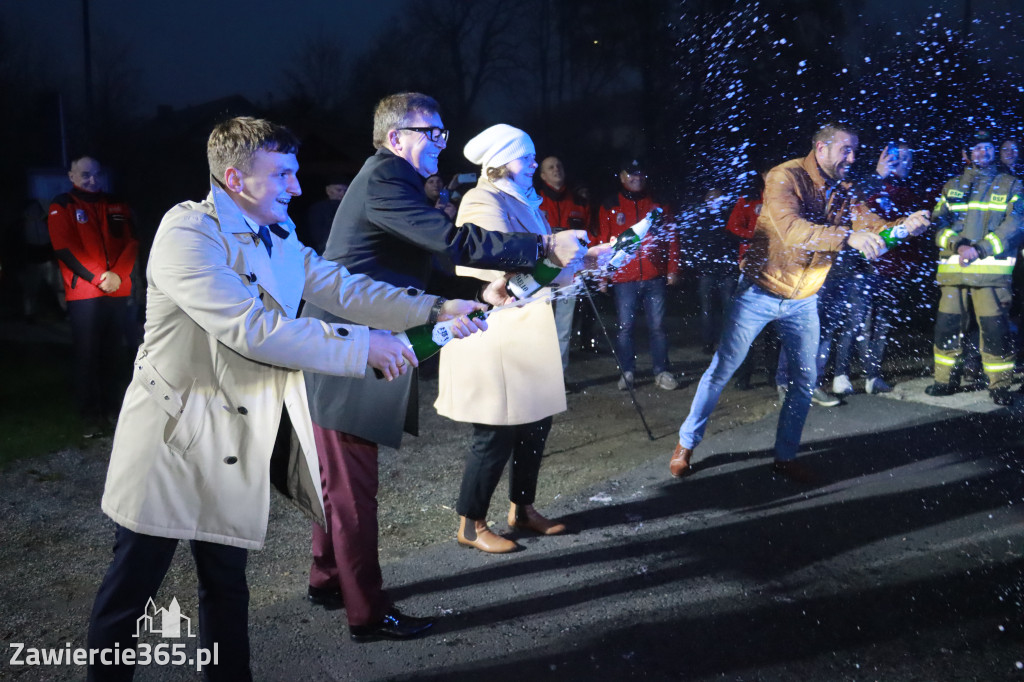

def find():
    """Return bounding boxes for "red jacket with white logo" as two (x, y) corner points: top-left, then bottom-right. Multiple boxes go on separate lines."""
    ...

(538, 181), (594, 236)
(48, 188), (138, 301)
(598, 190), (678, 283)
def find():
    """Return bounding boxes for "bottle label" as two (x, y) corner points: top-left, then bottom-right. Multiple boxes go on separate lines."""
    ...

(506, 272), (539, 300)
(431, 322), (454, 346)
(605, 209), (661, 271)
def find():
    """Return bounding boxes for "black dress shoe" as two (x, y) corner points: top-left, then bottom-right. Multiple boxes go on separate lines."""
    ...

(349, 608), (435, 642)
(924, 382), (956, 397)
(991, 388), (1014, 406)
(307, 585), (344, 610)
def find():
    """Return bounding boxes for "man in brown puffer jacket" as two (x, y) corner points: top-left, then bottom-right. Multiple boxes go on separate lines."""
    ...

(669, 122), (931, 484)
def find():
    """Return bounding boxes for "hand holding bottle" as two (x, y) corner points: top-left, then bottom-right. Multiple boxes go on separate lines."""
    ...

(437, 299), (489, 331)
(848, 231), (885, 260)
(367, 330), (419, 381)
(545, 229), (590, 267)
(482, 277), (516, 307)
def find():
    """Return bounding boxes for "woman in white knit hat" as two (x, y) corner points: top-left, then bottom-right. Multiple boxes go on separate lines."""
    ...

(435, 123), (576, 553)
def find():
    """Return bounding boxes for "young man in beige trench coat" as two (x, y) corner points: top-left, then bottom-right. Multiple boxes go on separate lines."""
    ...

(86, 116), (484, 682)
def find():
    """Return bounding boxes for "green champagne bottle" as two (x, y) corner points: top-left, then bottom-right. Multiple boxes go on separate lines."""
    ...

(606, 207), (664, 270)
(394, 310), (487, 362)
(874, 222), (909, 256)
(505, 257), (563, 300)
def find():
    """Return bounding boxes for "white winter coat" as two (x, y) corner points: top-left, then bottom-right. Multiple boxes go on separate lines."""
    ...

(434, 180), (566, 425)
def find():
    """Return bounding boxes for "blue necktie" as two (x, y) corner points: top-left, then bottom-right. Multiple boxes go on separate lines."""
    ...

(257, 225), (273, 257)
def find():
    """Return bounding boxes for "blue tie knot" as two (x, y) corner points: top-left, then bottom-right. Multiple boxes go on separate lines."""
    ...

(257, 225), (273, 257)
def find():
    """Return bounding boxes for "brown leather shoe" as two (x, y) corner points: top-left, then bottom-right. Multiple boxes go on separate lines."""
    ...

(507, 503), (566, 535)
(457, 516), (517, 553)
(669, 443), (694, 477)
(771, 459), (817, 485)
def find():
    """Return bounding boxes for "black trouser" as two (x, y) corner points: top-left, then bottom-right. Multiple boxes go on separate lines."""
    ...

(87, 525), (251, 682)
(67, 297), (130, 420)
(456, 417), (553, 520)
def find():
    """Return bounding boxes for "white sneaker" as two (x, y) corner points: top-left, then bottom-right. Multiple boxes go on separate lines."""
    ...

(811, 387), (841, 407)
(832, 375), (854, 395)
(655, 371), (678, 390)
(866, 377), (893, 394)
(617, 371), (634, 390)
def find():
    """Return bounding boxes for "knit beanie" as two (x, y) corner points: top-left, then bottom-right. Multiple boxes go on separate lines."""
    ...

(463, 124), (535, 171)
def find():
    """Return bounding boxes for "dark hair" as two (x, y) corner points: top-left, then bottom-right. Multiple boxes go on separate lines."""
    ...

(373, 92), (441, 150)
(207, 116), (300, 180)
(812, 122), (859, 146)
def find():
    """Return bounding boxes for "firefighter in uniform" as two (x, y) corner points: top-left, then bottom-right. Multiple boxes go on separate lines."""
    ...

(926, 130), (1024, 405)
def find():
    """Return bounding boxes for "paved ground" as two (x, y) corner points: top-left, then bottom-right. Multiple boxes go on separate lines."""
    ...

(245, 388), (1024, 682)
(2, 307), (1023, 681)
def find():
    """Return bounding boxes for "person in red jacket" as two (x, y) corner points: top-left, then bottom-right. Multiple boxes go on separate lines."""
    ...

(48, 155), (139, 436)
(598, 158), (680, 391)
(538, 155), (594, 370)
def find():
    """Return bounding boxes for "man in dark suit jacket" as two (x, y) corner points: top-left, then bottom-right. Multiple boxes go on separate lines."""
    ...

(302, 92), (588, 642)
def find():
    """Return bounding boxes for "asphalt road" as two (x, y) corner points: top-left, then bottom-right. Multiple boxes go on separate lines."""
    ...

(3, 313), (1023, 681)
(240, 381), (1024, 681)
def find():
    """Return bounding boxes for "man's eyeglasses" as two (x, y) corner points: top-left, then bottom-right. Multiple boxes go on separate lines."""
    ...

(398, 127), (450, 143)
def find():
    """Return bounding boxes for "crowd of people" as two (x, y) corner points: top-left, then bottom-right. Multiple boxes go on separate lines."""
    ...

(2, 86), (1021, 679)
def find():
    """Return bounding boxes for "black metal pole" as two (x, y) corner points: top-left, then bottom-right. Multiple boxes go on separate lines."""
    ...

(581, 280), (655, 441)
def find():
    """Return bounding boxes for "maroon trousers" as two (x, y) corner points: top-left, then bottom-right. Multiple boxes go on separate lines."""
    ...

(309, 424), (389, 627)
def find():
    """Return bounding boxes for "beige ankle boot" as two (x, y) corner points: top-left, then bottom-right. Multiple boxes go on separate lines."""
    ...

(457, 516), (517, 553)
(507, 503), (566, 535)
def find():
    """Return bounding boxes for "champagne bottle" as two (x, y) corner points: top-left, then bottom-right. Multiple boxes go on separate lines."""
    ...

(874, 222), (909, 256)
(394, 311), (487, 362)
(605, 207), (664, 270)
(505, 257), (563, 300)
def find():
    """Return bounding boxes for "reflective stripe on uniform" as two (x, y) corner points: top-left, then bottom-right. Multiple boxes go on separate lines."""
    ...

(936, 255), (1017, 276)
(937, 228), (958, 250)
(984, 232), (1005, 254)
(983, 361), (1015, 373)
(947, 201), (1012, 212)
(934, 352), (957, 367)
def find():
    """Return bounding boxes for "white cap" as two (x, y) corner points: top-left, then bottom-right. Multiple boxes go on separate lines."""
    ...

(463, 124), (535, 171)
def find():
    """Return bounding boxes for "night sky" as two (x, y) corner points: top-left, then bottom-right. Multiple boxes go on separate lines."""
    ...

(6, 0), (1021, 116)
(5, 0), (405, 112)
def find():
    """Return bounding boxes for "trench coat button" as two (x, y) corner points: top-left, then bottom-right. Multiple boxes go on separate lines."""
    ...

(336, 327), (349, 337)
(224, 456), (238, 465)
(406, 287), (418, 296)
(237, 406), (248, 415)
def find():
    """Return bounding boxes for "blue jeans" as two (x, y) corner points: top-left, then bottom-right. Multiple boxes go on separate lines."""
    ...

(834, 271), (890, 380)
(775, 272), (855, 388)
(679, 281), (820, 461)
(613, 278), (669, 374)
